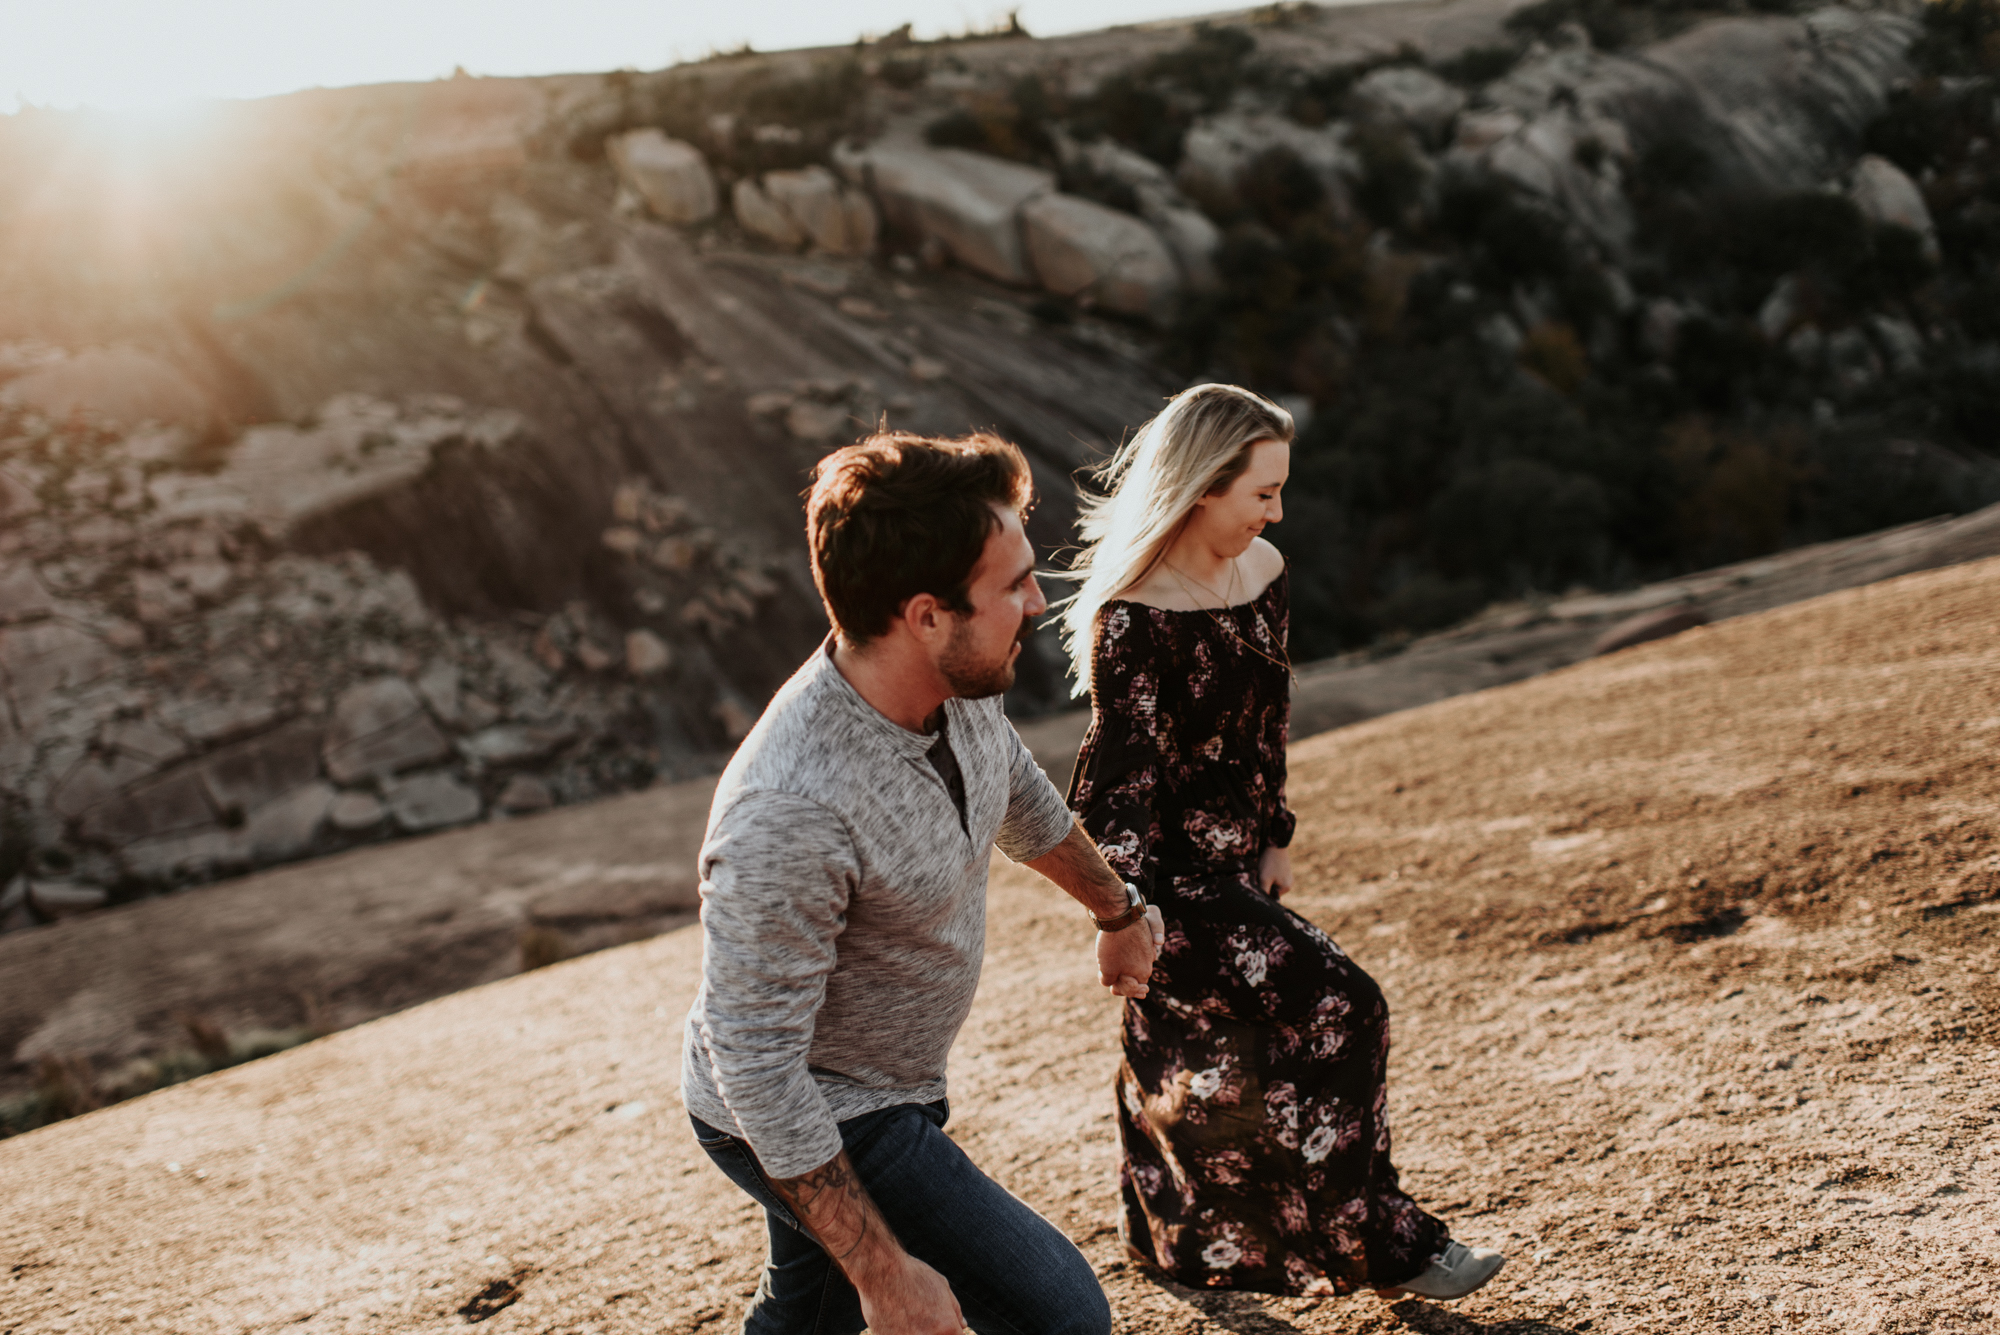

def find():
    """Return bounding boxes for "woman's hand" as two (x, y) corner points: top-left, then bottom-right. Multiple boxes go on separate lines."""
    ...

(1098, 906), (1164, 998)
(1259, 845), (1293, 899)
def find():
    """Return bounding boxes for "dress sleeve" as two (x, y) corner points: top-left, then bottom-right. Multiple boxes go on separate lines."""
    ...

(1265, 569), (1297, 851)
(1267, 782), (1297, 850)
(1067, 604), (1165, 900)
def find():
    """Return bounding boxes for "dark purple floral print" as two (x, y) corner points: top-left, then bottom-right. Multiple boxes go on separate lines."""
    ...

(1067, 570), (1448, 1295)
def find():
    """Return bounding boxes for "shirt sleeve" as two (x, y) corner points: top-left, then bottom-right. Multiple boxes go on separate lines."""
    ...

(1068, 605), (1165, 900)
(693, 790), (857, 1179)
(997, 716), (1076, 864)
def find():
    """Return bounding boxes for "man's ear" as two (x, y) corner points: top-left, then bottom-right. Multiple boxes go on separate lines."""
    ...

(896, 591), (949, 644)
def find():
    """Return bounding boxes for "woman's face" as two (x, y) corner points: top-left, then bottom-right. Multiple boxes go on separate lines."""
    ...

(1191, 437), (1289, 557)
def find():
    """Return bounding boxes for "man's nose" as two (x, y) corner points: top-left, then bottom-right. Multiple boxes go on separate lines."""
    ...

(1024, 575), (1048, 616)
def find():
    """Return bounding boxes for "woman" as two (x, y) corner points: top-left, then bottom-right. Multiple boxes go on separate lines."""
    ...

(1060, 384), (1503, 1300)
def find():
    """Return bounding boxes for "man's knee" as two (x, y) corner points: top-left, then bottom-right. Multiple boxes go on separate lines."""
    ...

(1005, 1236), (1109, 1335)
(1052, 1272), (1112, 1335)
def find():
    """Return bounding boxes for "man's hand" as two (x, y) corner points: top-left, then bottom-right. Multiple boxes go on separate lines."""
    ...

(1259, 845), (1293, 898)
(1097, 905), (1164, 997)
(1024, 820), (1164, 997)
(852, 1251), (965, 1335)
(769, 1151), (963, 1333)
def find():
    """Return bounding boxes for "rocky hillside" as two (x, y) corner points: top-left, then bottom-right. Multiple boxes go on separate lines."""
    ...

(1, 553), (1992, 1335)
(2, 0), (1996, 927)
(4, 493), (1993, 1130)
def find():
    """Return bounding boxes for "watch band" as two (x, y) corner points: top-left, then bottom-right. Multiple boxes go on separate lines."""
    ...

(1091, 881), (1147, 932)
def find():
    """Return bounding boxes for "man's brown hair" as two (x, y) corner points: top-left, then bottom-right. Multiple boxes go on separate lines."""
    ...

(806, 431), (1033, 646)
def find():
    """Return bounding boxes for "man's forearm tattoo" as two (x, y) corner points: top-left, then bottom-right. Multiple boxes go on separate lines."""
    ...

(772, 1154), (874, 1262)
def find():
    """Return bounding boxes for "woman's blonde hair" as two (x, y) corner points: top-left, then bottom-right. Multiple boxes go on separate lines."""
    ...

(1057, 383), (1295, 696)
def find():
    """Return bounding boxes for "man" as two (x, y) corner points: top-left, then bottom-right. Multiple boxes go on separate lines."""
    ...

(681, 431), (1163, 1334)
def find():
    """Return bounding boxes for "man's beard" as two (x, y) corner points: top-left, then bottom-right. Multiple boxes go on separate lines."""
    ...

(939, 615), (1031, 699)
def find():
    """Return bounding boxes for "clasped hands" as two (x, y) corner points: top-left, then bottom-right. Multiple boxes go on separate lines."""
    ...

(1097, 904), (1166, 998)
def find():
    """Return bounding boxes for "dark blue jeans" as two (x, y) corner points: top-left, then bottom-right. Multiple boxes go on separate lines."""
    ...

(691, 1101), (1111, 1335)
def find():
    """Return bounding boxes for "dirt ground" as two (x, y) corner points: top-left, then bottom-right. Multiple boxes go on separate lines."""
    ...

(3, 557), (1996, 1335)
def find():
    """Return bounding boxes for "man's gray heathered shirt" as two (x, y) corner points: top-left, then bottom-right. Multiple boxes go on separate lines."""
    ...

(681, 641), (1075, 1178)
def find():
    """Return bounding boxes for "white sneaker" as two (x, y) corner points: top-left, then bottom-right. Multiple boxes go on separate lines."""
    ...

(1380, 1241), (1506, 1300)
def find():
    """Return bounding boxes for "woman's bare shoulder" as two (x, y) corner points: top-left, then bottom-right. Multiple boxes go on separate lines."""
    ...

(1243, 538), (1287, 596)
(1112, 566), (1198, 612)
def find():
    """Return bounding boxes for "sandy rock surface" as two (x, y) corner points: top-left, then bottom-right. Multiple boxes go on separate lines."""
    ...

(4, 557), (1997, 1334)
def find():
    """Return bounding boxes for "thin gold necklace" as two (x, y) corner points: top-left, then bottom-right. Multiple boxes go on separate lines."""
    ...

(1164, 560), (1294, 681)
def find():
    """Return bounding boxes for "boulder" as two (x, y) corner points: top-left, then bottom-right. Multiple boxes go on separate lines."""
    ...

(732, 177), (807, 249)
(158, 696), (283, 747)
(1456, 109), (1526, 152)
(1495, 11), (1915, 196)
(1179, 113), (1360, 220)
(328, 791), (388, 832)
(98, 718), (187, 769)
(0, 622), (117, 732)
(382, 770), (482, 832)
(762, 166), (878, 255)
(78, 767), (217, 847)
(1020, 195), (1181, 320)
(1592, 604), (1709, 656)
(1483, 105), (1633, 254)
(1468, 10), (1916, 256)
(120, 827), (248, 881)
(496, 773), (555, 814)
(187, 395), (530, 542)
(322, 677), (453, 784)
(0, 564), (54, 624)
(415, 660), (463, 729)
(1868, 315), (1924, 375)
(1850, 154), (1938, 258)
(0, 348), (214, 432)
(605, 128), (717, 224)
(839, 187), (881, 258)
(198, 721), (325, 820)
(461, 723), (574, 766)
(784, 399), (851, 444)
(1138, 199), (1221, 295)
(1639, 300), (1685, 361)
(1351, 66), (1466, 147)
(50, 752), (154, 822)
(857, 145), (1053, 285)
(1046, 131), (1222, 295)
(1757, 276), (1802, 340)
(131, 570), (195, 624)
(26, 880), (109, 918)
(0, 468), (39, 520)
(166, 559), (234, 602)
(625, 629), (672, 677)
(1827, 325), (1881, 390)
(245, 782), (335, 863)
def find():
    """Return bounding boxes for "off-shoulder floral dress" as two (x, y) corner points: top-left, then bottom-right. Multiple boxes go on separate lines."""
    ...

(1066, 569), (1448, 1296)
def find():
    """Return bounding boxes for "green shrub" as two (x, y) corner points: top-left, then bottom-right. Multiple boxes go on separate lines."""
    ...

(1909, 0), (2000, 76)
(1434, 44), (1523, 87)
(1350, 124), (1427, 229)
(1506, 0), (1640, 51)
(1073, 24), (1264, 166)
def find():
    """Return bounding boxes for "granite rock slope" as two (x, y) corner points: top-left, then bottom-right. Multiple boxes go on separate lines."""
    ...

(1, 552), (1993, 1335)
